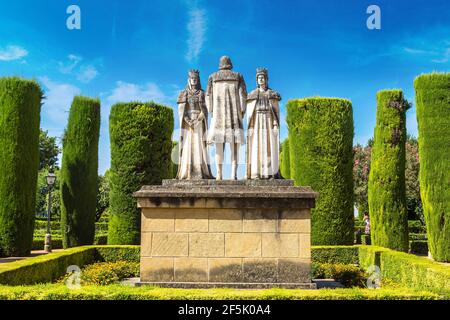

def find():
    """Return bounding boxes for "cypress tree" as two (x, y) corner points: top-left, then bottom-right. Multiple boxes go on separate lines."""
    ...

(415, 73), (450, 262)
(108, 102), (174, 245)
(368, 90), (409, 252)
(287, 98), (354, 245)
(60, 96), (100, 248)
(0, 77), (42, 256)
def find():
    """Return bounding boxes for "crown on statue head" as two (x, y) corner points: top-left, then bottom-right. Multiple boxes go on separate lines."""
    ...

(189, 69), (200, 78)
(256, 67), (268, 78)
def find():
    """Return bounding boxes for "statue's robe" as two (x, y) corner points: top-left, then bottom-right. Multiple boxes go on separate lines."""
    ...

(246, 88), (281, 179)
(206, 69), (247, 145)
(177, 88), (214, 180)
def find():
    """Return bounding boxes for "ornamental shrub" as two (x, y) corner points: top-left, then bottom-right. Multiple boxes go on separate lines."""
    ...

(60, 96), (101, 248)
(414, 73), (450, 262)
(108, 102), (174, 245)
(287, 98), (354, 245)
(280, 138), (291, 179)
(368, 90), (409, 252)
(0, 77), (42, 257)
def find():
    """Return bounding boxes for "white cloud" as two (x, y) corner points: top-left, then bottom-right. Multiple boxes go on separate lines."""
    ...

(58, 54), (99, 83)
(106, 81), (169, 105)
(39, 77), (81, 124)
(77, 65), (99, 83)
(0, 45), (28, 61)
(58, 54), (82, 74)
(186, 8), (206, 62)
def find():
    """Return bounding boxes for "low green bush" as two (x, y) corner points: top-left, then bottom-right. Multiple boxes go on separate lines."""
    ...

(31, 238), (63, 251)
(58, 261), (139, 286)
(312, 263), (367, 288)
(409, 233), (427, 241)
(94, 245), (140, 262)
(311, 246), (358, 264)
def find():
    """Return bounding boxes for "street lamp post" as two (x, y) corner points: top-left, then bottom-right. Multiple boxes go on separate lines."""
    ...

(44, 172), (56, 253)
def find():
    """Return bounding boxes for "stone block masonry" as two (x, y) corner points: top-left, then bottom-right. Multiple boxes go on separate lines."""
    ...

(134, 179), (318, 289)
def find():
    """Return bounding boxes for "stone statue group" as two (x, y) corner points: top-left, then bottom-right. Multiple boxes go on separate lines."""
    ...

(177, 56), (281, 181)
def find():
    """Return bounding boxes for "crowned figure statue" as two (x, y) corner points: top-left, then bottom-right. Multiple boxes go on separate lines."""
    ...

(246, 67), (282, 179)
(176, 69), (214, 180)
(206, 56), (247, 180)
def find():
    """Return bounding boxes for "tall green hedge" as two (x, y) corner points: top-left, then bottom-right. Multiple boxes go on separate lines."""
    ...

(0, 78), (42, 257)
(415, 73), (450, 262)
(280, 138), (291, 179)
(108, 102), (174, 245)
(60, 96), (100, 248)
(287, 98), (354, 245)
(368, 90), (409, 252)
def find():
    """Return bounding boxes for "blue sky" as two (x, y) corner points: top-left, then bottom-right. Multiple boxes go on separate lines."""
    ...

(1, 0), (449, 177)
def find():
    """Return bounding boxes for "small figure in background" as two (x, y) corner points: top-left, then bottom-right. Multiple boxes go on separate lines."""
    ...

(177, 70), (214, 180)
(363, 212), (371, 235)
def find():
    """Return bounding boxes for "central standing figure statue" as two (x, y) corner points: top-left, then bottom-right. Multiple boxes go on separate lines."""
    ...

(206, 56), (247, 180)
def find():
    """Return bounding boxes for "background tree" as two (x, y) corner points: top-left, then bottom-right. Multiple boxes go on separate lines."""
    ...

(368, 90), (409, 252)
(353, 136), (422, 222)
(60, 96), (100, 248)
(353, 139), (373, 220)
(415, 73), (450, 262)
(108, 102), (174, 245)
(39, 129), (60, 170)
(287, 97), (354, 245)
(405, 136), (423, 222)
(0, 77), (42, 257)
(96, 170), (111, 222)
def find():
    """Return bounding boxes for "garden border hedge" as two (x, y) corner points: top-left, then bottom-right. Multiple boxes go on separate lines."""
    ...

(0, 245), (138, 285)
(0, 245), (448, 294)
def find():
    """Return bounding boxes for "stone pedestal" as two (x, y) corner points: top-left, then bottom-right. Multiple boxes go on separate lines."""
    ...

(133, 180), (318, 289)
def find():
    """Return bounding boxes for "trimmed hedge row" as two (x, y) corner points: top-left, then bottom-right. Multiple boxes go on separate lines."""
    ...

(108, 102), (174, 245)
(287, 98), (354, 245)
(60, 96), (101, 248)
(311, 246), (358, 265)
(358, 245), (450, 293)
(31, 235), (107, 251)
(0, 247), (97, 285)
(414, 73), (450, 262)
(0, 78), (42, 257)
(0, 284), (444, 300)
(0, 245), (139, 285)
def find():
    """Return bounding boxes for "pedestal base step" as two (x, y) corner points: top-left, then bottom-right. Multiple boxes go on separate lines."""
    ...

(131, 280), (317, 289)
